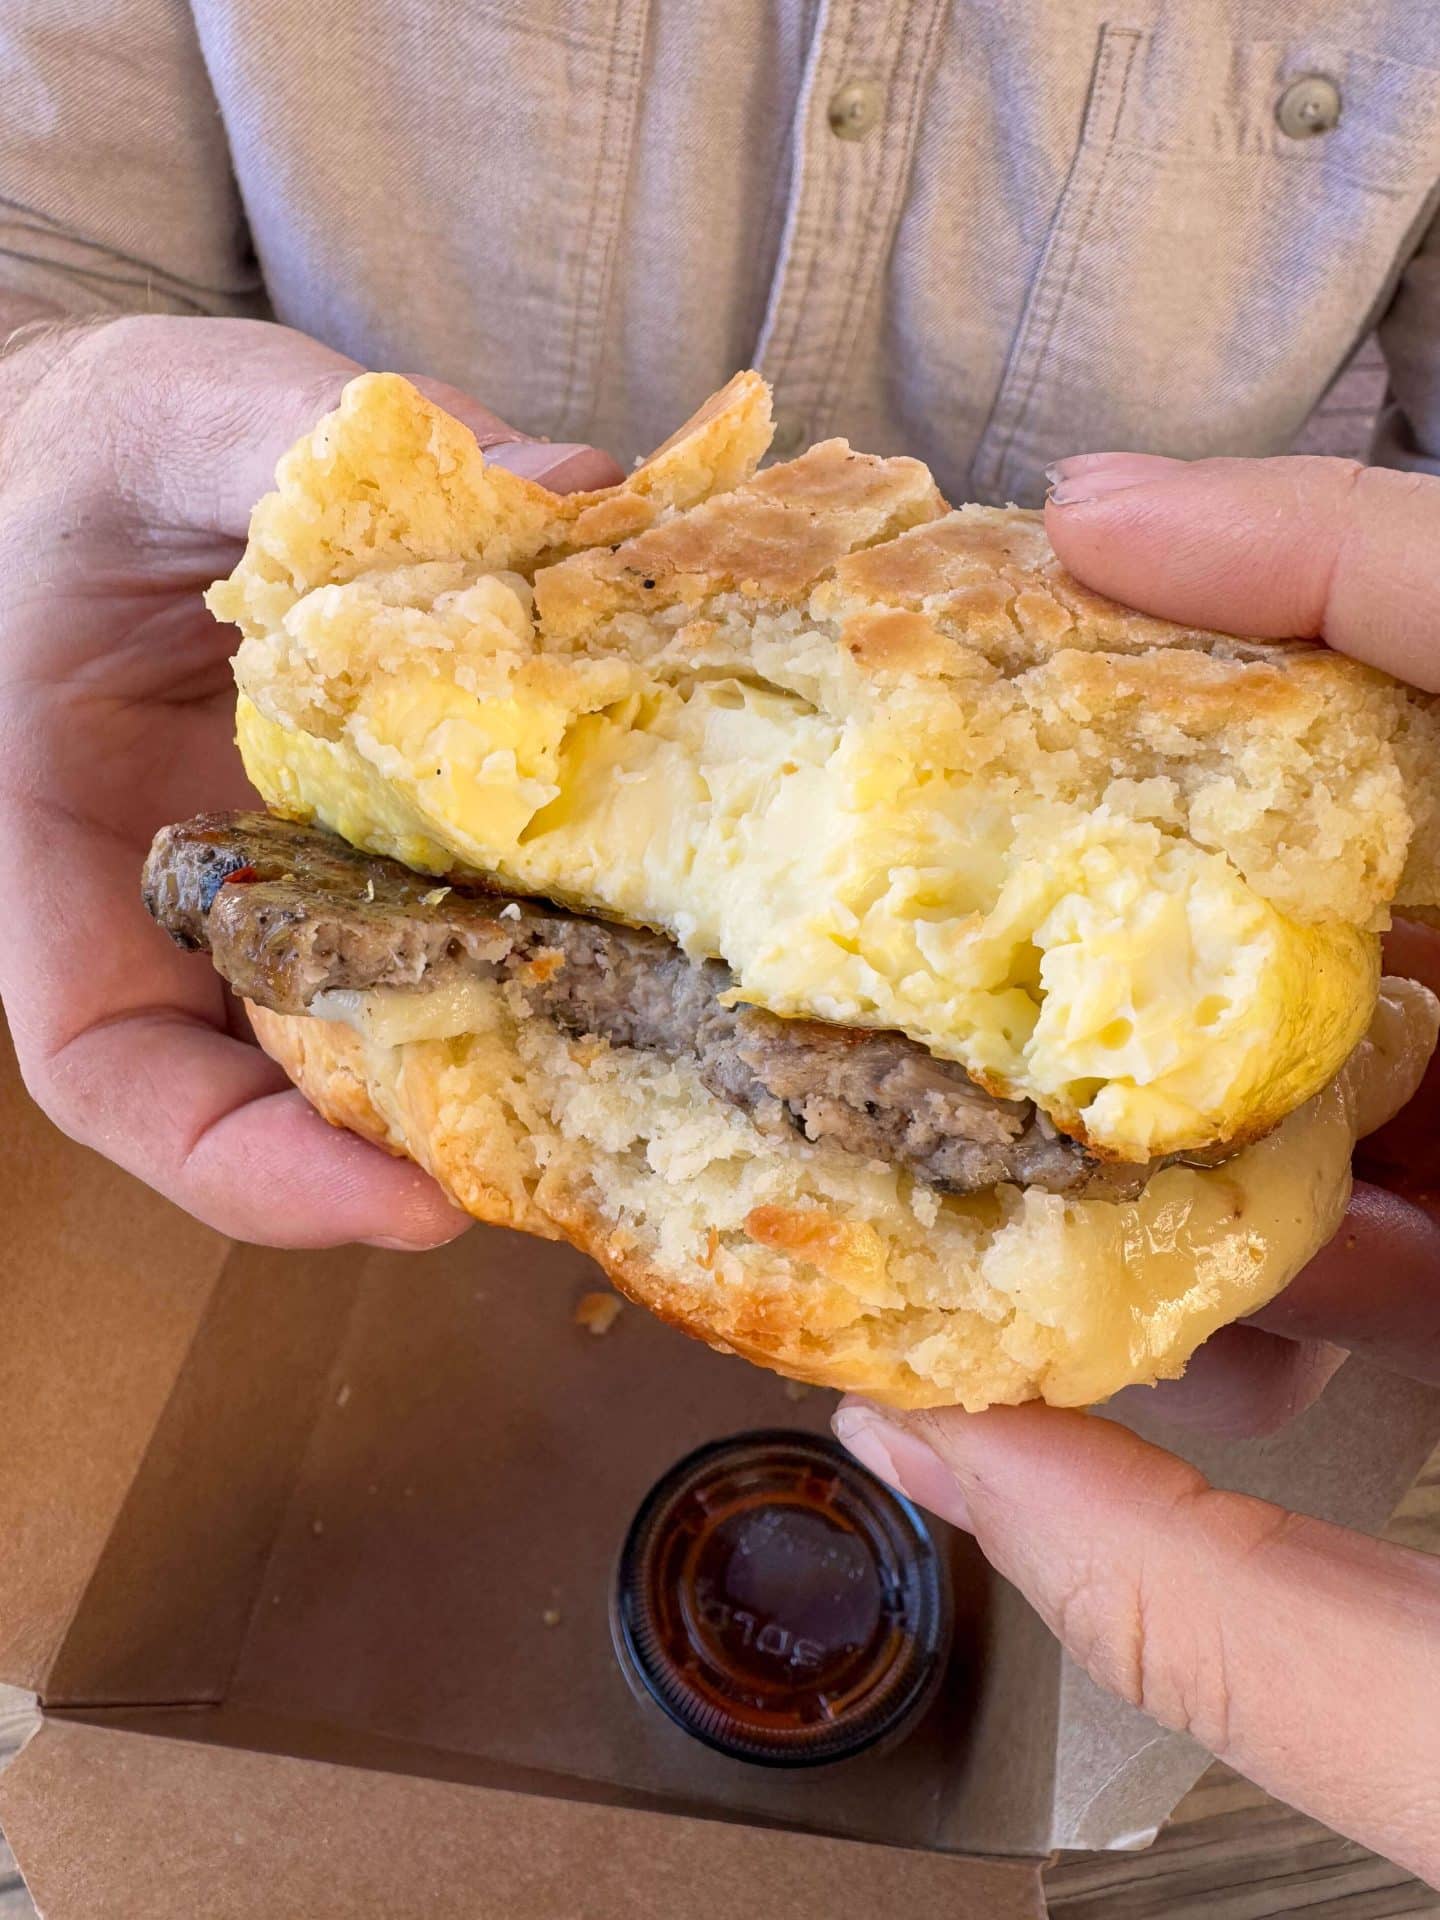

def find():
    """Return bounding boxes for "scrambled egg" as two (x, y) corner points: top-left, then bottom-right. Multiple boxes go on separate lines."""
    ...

(235, 562), (1377, 1160)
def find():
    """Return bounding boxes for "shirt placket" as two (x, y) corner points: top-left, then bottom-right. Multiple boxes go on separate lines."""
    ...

(754, 0), (947, 454)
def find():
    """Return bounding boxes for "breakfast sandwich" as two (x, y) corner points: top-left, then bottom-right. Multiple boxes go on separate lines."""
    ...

(144, 371), (1440, 1410)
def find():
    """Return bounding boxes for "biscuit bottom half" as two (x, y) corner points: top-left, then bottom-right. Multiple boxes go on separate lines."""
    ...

(247, 977), (1434, 1411)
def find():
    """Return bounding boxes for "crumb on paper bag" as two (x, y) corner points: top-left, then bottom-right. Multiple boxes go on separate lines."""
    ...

(541, 1608), (562, 1629)
(575, 1291), (623, 1336)
(783, 1379), (812, 1402)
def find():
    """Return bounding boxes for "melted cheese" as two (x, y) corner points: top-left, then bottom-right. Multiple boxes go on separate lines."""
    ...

(310, 979), (500, 1045)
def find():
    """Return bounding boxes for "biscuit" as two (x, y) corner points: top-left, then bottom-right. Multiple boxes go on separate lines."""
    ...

(246, 976), (1435, 1410)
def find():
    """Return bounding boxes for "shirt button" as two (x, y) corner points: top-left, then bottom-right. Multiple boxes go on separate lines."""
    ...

(1276, 74), (1342, 139)
(770, 411), (808, 458)
(827, 80), (881, 142)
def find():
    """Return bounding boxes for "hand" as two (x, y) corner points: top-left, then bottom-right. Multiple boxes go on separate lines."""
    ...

(0, 315), (621, 1246)
(1048, 453), (1440, 1428)
(835, 451), (1440, 1882)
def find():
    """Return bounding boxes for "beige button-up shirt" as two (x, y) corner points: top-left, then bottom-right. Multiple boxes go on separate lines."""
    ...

(4, 1), (1440, 503)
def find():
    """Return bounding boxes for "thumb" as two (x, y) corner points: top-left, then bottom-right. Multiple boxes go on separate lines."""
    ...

(1043, 452), (1440, 693)
(403, 372), (625, 492)
(832, 1398), (1440, 1880)
(13, 316), (623, 543)
(13, 315), (366, 537)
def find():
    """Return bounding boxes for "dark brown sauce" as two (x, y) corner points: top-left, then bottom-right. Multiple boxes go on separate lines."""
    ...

(612, 1431), (952, 1765)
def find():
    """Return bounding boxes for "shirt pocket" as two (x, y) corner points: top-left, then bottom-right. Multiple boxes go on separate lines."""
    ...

(970, 26), (1440, 505)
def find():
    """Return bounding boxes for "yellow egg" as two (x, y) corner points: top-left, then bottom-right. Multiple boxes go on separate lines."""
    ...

(236, 659), (1377, 1162)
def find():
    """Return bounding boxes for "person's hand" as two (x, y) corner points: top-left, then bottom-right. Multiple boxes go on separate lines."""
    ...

(0, 315), (622, 1245)
(834, 452), (1440, 1882)
(1046, 454), (1440, 1427)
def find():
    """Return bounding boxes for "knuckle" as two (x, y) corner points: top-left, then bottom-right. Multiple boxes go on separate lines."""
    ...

(1323, 455), (1366, 488)
(1049, 1484), (1276, 1761)
(12, 1043), (85, 1146)
(1, 316), (352, 536)
(1355, 459), (1434, 512)
(13, 1023), (126, 1160)
(0, 317), (165, 508)
(79, 312), (184, 369)
(1127, 1567), (1235, 1756)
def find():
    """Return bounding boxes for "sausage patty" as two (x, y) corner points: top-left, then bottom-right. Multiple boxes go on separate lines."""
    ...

(143, 811), (1227, 1199)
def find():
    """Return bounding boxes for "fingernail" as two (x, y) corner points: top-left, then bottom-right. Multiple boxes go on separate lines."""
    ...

(364, 1214), (471, 1252)
(489, 440), (598, 483)
(1045, 451), (1185, 507)
(831, 1407), (973, 1533)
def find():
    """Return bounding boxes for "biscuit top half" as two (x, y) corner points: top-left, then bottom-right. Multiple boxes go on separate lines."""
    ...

(212, 370), (1440, 1161)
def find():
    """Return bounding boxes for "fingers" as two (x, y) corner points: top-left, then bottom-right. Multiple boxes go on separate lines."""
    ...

(1044, 452), (1440, 691)
(1249, 1181), (1440, 1385)
(1039, 446), (1440, 1408)
(1367, 922), (1440, 1181)
(0, 782), (468, 1251)
(5, 316), (364, 542)
(33, 1011), (471, 1250)
(1116, 1182), (1440, 1434)
(404, 372), (625, 490)
(1110, 1323), (1348, 1438)
(7, 317), (625, 550)
(1383, 918), (1440, 998)
(1103, 1184), (1440, 1435)
(1245, 922), (1440, 1387)
(832, 1398), (1440, 1880)
(489, 440), (627, 490)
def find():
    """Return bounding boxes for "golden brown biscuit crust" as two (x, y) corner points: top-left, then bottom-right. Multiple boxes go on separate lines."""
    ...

(243, 982), (1435, 1411)
(533, 438), (947, 637)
